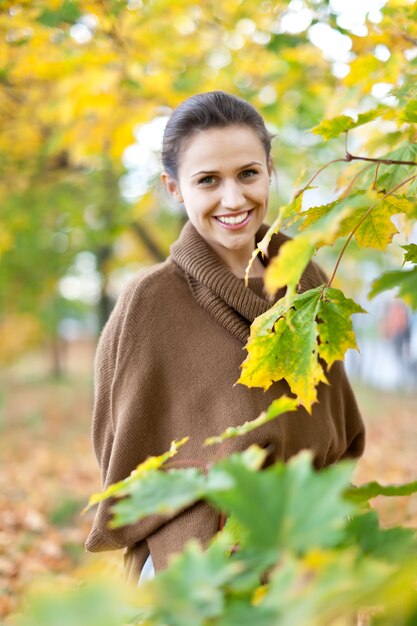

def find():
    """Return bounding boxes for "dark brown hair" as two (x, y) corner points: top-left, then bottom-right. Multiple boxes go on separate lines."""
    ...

(161, 91), (273, 180)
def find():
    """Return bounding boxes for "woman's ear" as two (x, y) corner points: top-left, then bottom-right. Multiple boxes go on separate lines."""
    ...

(161, 172), (183, 204)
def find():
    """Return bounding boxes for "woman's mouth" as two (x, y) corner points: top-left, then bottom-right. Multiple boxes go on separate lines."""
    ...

(213, 208), (254, 230)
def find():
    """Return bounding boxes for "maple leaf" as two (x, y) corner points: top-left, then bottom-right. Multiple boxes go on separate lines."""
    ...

(376, 144), (417, 192)
(244, 196), (302, 286)
(84, 437), (189, 511)
(298, 190), (415, 251)
(238, 287), (366, 412)
(310, 107), (388, 140)
(204, 396), (298, 445)
(402, 243), (417, 264)
(369, 267), (417, 310)
(263, 197), (354, 301)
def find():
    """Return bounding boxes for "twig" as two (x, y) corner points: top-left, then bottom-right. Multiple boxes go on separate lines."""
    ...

(345, 153), (417, 166)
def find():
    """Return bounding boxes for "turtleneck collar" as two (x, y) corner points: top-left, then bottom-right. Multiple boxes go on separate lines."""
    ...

(169, 220), (289, 344)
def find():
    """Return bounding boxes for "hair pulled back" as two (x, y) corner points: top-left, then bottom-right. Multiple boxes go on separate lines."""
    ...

(161, 91), (273, 180)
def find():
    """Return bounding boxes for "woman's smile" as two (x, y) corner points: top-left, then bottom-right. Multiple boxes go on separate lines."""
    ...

(213, 207), (255, 228)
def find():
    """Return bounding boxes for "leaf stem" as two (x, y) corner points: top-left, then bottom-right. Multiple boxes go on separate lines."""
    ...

(294, 159), (348, 199)
(294, 153), (417, 200)
(372, 162), (381, 191)
(340, 163), (375, 200)
(326, 174), (417, 289)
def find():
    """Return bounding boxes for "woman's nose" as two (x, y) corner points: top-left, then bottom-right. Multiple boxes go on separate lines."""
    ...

(220, 181), (246, 209)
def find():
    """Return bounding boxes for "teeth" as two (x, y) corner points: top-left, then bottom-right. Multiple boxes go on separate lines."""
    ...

(217, 211), (249, 225)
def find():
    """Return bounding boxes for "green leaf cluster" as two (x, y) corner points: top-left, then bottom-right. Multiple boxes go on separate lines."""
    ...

(31, 447), (417, 626)
(238, 286), (365, 411)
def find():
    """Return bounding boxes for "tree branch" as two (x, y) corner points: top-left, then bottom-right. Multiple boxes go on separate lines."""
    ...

(345, 152), (417, 166)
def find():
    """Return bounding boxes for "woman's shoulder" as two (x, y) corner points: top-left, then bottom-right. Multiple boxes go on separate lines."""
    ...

(117, 257), (183, 307)
(100, 258), (182, 341)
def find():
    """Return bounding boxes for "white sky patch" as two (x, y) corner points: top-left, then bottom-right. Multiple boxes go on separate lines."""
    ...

(374, 44), (391, 62)
(224, 32), (245, 50)
(174, 16), (196, 36)
(207, 48), (232, 70)
(253, 30), (271, 45)
(371, 82), (398, 106)
(236, 18), (257, 35)
(404, 47), (417, 62)
(127, 0), (143, 9)
(120, 116), (168, 202)
(233, 72), (252, 88)
(278, 4), (314, 34)
(69, 13), (97, 44)
(59, 252), (101, 324)
(133, 116), (168, 153)
(69, 22), (92, 44)
(332, 62), (350, 79)
(259, 85), (277, 105)
(330, 0), (386, 26)
(308, 22), (353, 63)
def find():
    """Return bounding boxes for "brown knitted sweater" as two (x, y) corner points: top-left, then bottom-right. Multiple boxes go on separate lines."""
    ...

(85, 220), (365, 581)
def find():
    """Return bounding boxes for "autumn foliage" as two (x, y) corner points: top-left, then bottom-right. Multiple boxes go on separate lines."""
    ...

(2, 0), (417, 624)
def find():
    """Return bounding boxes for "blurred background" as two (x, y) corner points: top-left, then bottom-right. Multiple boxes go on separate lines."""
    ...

(1, 0), (416, 618)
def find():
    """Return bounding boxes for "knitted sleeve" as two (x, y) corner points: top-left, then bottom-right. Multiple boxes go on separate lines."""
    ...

(84, 273), (219, 565)
(84, 275), (167, 552)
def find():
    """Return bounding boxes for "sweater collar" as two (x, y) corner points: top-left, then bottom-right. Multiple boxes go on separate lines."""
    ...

(169, 220), (287, 344)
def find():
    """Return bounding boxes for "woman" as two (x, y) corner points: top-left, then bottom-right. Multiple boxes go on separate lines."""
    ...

(85, 91), (365, 584)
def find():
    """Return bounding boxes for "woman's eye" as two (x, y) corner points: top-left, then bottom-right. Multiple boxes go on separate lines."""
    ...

(198, 175), (216, 185)
(240, 169), (258, 179)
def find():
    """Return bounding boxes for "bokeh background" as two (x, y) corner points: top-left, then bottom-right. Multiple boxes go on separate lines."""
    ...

(1, 0), (416, 618)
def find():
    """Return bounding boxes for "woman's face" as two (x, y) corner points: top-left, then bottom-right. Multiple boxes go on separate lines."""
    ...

(162, 125), (272, 261)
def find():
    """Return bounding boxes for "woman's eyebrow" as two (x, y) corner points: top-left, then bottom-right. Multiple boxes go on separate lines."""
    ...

(191, 161), (263, 178)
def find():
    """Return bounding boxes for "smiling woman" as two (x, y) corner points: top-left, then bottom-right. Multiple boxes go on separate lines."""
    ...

(85, 91), (365, 585)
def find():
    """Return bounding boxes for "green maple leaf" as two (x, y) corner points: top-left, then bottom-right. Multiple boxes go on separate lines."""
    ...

(401, 100), (417, 124)
(369, 267), (417, 310)
(316, 288), (366, 366)
(85, 437), (189, 510)
(208, 451), (355, 553)
(142, 540), (242, 626)
(96, 445), (266, 528)
(110, 468), (208, 527)
(345, 478), (417, 504)
(37, 1), (82, 26)
(238, 287), (365, 411)
(376, 144), (417, 192)
(402, 243), (417, 264)
(345, 511), (417, 562)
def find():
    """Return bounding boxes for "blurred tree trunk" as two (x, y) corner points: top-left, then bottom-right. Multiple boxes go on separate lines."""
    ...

(96, 244), (114, 333)
(51, 333), (67, 378)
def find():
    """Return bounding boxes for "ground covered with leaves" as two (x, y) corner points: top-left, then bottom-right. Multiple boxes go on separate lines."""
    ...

(0, 340), (416, 619)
